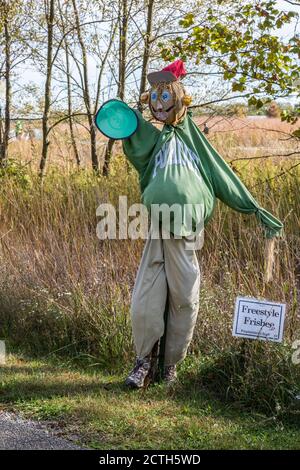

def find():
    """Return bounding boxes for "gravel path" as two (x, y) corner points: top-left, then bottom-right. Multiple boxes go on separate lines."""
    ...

(0, 411), (83, 450)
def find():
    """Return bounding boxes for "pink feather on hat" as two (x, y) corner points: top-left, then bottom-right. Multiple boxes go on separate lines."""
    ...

(161, 60), (187, 80)
(147, 59), (187, 85)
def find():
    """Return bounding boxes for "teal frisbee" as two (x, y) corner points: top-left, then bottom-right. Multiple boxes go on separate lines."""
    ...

(94, 99), (138, 140)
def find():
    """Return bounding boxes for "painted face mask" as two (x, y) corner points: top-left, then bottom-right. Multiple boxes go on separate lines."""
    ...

(149, 81), (187, 126)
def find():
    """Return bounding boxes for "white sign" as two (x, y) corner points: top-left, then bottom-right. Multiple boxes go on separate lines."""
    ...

(232, 297), (286, 342)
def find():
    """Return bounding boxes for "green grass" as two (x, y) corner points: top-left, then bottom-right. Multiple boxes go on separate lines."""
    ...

(0, 354), (299, 450)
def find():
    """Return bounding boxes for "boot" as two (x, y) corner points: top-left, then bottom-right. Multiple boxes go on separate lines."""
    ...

(163, 364), (177, 384)
(125, 355), (151, 389)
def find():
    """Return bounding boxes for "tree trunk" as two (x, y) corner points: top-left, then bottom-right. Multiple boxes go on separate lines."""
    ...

(103, 0), (128, 176)
(103, 138), (115, 177)
(0, 15), (11, 165)
(65, 40), (80, 166)
(94, 22), (117, 112)
(138, 0), (154, 113)
(39, 0), (55, 176)
(72, 0), (98, 172)
(118, 0), (127, 102)
(58, 0), (81, 167)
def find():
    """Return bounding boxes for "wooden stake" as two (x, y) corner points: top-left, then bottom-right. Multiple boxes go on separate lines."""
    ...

(264, 238), (275, 283)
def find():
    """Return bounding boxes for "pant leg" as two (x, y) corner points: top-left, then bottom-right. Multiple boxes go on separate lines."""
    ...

(163, 235), (200, 366)
(130, 232), (167, 359)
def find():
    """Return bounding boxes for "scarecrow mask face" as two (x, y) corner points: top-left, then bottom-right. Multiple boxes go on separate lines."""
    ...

(148, 81), (188, 125)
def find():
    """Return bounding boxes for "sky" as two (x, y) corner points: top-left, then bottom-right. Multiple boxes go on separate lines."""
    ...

(277, 0), (300, 37)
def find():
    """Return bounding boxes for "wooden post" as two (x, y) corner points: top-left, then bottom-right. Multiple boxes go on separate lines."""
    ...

(157, 292), (169, 382)
(144, 289), (169, 387)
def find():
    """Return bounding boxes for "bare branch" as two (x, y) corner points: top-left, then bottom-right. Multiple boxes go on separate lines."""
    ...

(230, 151), (300, 164)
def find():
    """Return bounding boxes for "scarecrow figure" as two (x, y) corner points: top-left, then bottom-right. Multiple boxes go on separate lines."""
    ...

(118, 59), (283, 388)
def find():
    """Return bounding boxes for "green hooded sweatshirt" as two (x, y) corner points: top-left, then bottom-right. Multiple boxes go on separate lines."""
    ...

(122, 108), (283, 239)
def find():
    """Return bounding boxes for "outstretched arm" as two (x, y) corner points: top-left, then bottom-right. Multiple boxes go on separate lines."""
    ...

(196, 129), (283, 238)
(122, 109), (161, 177)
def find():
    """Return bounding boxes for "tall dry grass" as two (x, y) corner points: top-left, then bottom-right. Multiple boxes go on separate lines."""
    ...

(10, 115), (299, 171)
(1, 119), (300, 412)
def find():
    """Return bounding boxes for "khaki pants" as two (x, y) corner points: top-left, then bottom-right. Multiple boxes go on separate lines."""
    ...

(131, 230), (200, 366)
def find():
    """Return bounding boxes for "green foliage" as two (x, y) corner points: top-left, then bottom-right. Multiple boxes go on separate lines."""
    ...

(0, 158), (32, 189)
(0, 0), (23, 31)
(159, 0), (300, 122)
(292, 129), (300, 139)
(193, 343), (300, 413)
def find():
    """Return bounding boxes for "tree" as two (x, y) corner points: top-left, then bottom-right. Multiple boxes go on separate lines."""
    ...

(71, 0), (99, 172)
(66, 0), (117, 173)
(57, 0), (80, 166)
(102, 0), (201, 175)
(103, 0), (130, 176)
(138, 0), (155, 113)
(0, 0), (24, 164)
(158, 0), (300, 122)
(39, 0), (55, 176)
(0, 0), (11, 164)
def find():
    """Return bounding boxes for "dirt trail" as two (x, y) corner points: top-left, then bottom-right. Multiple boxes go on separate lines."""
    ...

(0, 411), (83, 450)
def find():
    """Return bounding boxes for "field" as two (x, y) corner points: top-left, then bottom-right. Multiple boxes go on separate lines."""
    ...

(0, 115), (300, 449)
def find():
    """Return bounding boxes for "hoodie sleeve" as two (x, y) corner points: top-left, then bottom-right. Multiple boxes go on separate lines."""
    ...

(197, 130), (283, 239)
(122, 109), (161, 177)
